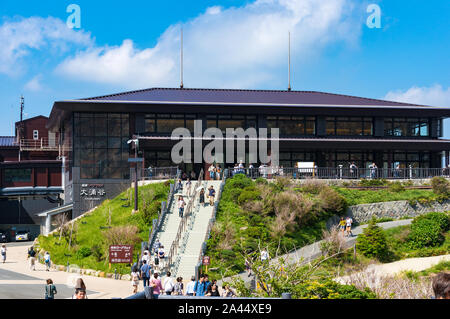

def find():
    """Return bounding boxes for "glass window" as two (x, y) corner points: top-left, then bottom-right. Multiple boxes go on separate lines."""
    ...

(4, 169), (32, 182)
(108, 118), (121, 136)
(80, 117), (94, 137)
(265, 115), (315, 136)
(95, 117), (107, 136)
(74, 112), (130, 179)
(94, 137), (107, 148)
(385, 118), (429, 137)
(327, 117), (372, 136)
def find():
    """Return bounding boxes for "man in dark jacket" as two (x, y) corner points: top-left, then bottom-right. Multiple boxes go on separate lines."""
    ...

(28, 246), (36, 270)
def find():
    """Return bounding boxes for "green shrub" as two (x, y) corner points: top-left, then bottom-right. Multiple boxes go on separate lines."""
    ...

(414, 212), (450, 231)
(318, 187), (347, 215)
(359, 179), (387, 187)
(301, 180), (326, 194)
(356, 218), (389, 261)
(274, 176), (292, 191)
(227, 174), (253, 190)
(293, 280), (376, 299)
(408, 219), (444, 249)
(76, 246), (92, 259)
(431, 176), (450, 195)
(407, 212), (449, 248)
(141, 201), (161, 225)
(389, 181), (405, 193)
(255, 177), (268, 185)
(91, 244), (103, 262)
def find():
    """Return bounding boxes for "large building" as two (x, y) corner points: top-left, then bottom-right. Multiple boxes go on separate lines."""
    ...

(0, 115), (63, 238)
(47, 87), (450, 218)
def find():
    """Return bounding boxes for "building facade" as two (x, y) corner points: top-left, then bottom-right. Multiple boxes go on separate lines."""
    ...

(47, 88), (450, 218)
(0, 116), (63, 236)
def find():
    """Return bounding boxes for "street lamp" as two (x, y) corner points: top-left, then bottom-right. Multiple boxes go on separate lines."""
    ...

(127, 139), (140, 213)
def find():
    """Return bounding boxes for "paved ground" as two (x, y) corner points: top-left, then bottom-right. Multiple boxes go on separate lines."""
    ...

(335, 254), (450, 286)
(0, 242), (136, 299)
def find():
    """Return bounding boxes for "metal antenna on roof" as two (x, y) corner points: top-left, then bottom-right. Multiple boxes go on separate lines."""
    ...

(18, 95), (24, 161)
(288, 31), (291, 91)
(20, 95), (24, 123)
(180, 27), (184, 89)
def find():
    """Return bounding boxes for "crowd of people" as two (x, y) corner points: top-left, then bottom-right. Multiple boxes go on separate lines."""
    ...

(132, 241), (236, 298)
(132, 270), (236, 299)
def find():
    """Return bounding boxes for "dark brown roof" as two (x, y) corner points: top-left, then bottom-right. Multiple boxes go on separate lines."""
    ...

(79, 87), (427, 107)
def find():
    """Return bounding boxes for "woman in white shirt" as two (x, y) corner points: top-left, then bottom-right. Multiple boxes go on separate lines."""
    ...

(131, 267), (140, 294)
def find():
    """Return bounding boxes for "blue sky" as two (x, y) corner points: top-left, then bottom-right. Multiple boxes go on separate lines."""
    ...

(0, 0), (449, 136)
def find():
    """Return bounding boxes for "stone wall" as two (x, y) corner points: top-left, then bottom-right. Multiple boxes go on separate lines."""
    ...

(347, 200), (450, 223)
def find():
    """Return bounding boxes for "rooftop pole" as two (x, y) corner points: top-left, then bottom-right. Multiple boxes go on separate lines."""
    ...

(19, 95), (24, 161)
(288, 31), (291, 91)
(180, 27), (184, 89)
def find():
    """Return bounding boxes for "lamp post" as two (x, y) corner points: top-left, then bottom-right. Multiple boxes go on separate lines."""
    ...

(127, 139), (141, 213)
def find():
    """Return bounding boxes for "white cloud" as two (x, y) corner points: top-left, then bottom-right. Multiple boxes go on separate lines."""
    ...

(0, 16), (92, 76)
(56, 0), (363, 89)
(24, 74), (44, 92)
(384, 84), (450, 108)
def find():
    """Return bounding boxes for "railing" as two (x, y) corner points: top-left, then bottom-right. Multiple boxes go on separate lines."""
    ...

(165, 169), (204, 275)
(19, 138), (60, 151)
(145, 169), (181, 260)
(225, 167), (449, 180)
(195, 168), (228, 279)
(139, 166), (179, 181)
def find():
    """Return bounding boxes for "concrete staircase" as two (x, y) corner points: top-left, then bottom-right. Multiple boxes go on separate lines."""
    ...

(172, 180), (223, 279)
(153, 181), (195, 271)
(152, 178), (224, 279)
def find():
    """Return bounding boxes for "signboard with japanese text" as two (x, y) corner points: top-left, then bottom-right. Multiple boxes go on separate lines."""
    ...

(80, 184), (106, 200)
(109, 245), (133, 264)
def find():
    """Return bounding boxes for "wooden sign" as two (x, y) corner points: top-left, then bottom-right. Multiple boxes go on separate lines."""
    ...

(109, 245), (133, 264)
(202, 255), (210, 266)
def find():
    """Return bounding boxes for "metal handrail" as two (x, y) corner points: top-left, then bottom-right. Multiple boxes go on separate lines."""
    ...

(146, 169), (181, 259)
(226, 166), (449, 180)
(19, 137), (60, 151)
(165, 169), (204, 274)
(139, 166), (179, 181)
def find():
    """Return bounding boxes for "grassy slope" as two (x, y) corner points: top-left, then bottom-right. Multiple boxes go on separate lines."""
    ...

(37, 181), (170, 275)
(333, 187), (437, 206)
(384, 224), (450, 260)
(205, 178), (447, 278)
(205, 176), (344, 278)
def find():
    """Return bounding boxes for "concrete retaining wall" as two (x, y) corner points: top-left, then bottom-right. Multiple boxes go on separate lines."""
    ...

(336, 200), (450, 224)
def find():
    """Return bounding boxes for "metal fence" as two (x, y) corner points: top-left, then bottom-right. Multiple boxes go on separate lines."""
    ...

(141, 169), (182, 265)
(139, 166), (179, 180)
(225, 167), (448, 180)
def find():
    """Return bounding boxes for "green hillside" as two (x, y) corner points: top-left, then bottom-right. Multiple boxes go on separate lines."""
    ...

(37, 181), (171, 275)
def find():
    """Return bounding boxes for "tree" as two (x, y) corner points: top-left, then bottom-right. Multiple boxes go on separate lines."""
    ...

(227, 240), (374, 299)
(356, 218), (389, 261)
